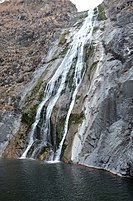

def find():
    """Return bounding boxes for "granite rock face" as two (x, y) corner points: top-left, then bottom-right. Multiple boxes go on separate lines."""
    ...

(0, 0), (76, 156)
(63, 0), (133, 177)
(0, 0), (76, 112)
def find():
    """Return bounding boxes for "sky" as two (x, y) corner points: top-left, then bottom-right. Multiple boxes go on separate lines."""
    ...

(0, 0), (6, 3)
(71, 0), (103, 11)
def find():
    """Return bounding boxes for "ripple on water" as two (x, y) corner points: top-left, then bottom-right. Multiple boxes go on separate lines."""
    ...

(0, 159), (133, 201)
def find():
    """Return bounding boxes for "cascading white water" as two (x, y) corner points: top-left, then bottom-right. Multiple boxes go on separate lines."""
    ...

(54, 12), (96, 160)
(21, 8), (97, 160)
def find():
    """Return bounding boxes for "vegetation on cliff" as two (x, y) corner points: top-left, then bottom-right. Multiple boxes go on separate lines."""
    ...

(0, 0), (76, 113)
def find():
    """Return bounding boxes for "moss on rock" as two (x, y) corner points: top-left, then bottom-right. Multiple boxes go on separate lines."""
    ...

(37, 147), (49, 161)
(84, 45), (95, 70)
(58, 33), (66, 45)
(97, 5), (106, 21)
(68, 111), (84, 129)
(56, 116), (66, 145)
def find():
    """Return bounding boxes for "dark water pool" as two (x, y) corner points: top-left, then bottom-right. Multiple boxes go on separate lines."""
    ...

(0, 159), (133, 201)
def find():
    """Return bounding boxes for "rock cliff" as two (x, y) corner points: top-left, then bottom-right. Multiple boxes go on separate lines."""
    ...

(0, 0), (76, 112)
(0, 0), (76, 156)
(63, 0), (133, 177)
(0, 0), (133, 177)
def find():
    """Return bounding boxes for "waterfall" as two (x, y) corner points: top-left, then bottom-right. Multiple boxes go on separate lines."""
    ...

(21, 8), (97, 161)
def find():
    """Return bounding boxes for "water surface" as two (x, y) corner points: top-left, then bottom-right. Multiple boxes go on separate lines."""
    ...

(0, 159), (133, 201)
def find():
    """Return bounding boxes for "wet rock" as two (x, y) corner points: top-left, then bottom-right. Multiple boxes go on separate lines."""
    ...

(63, 0), (133, 177)
(0, 0), (77, 157)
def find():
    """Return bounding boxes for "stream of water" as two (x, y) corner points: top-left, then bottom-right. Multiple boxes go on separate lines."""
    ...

(21, 8), (97, 161)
